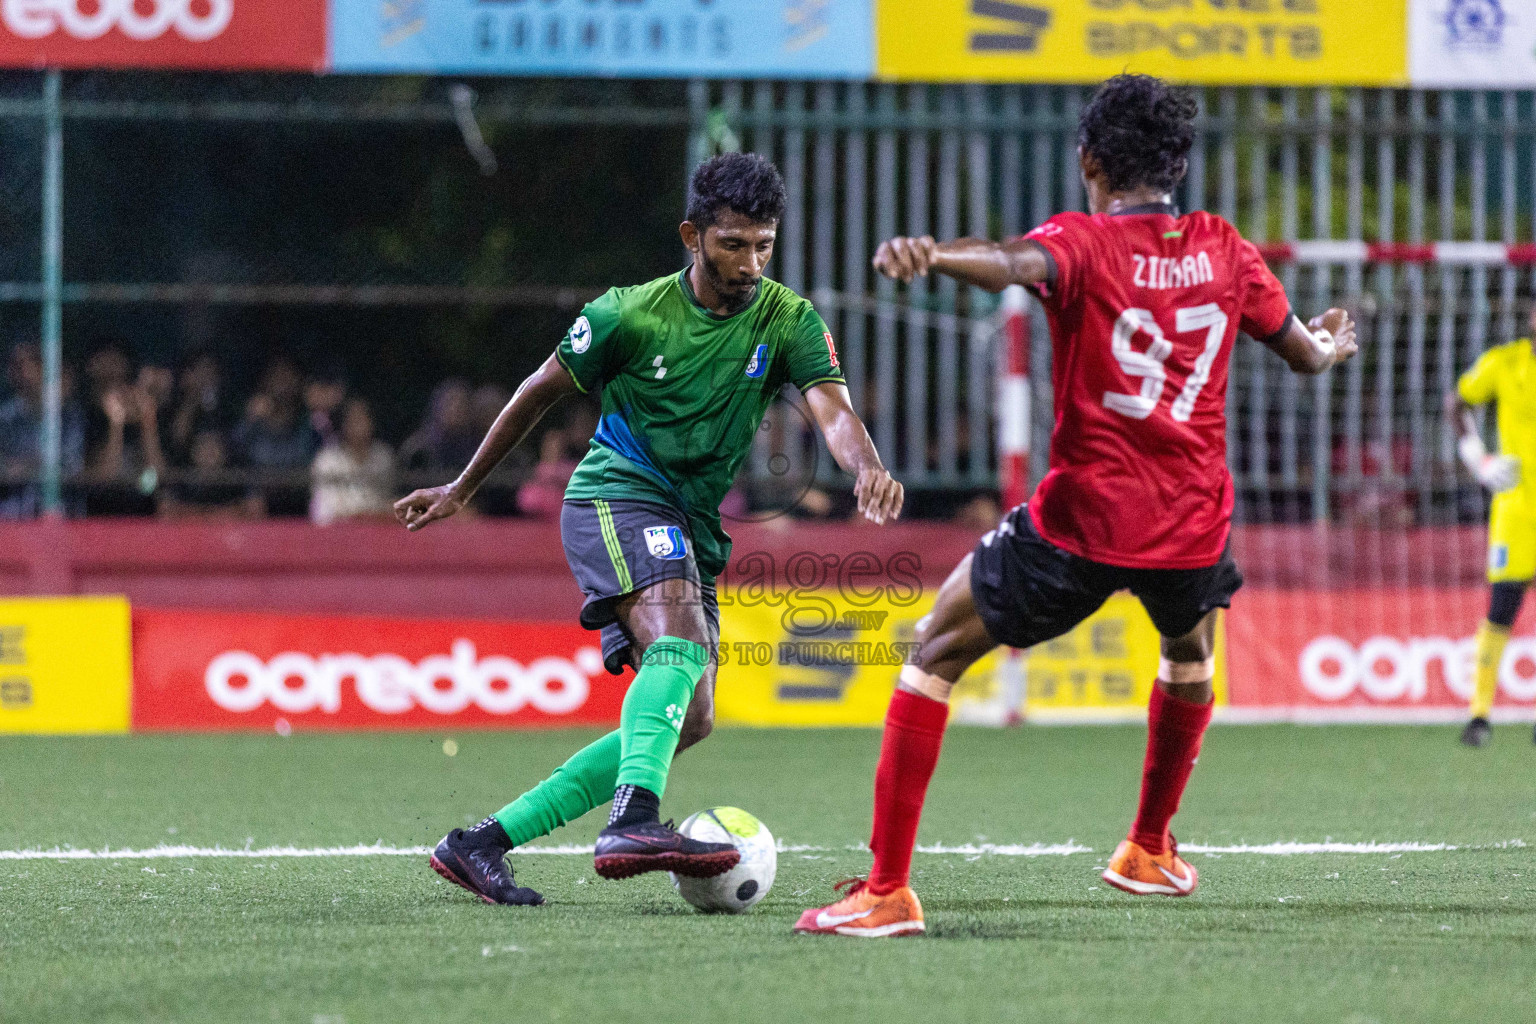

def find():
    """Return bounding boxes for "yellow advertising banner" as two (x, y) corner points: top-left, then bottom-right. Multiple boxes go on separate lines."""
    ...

(715, 587), (1225, 726)
(0, 596), (131, 735)
(876, 0), (1407, 86)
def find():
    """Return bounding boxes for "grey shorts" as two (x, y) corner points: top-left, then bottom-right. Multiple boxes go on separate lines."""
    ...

(560, 498), (720, 675)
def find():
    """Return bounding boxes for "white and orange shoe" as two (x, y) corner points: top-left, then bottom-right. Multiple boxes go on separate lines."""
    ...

(1101, 837), (1199, 897)
(794, 878), (925, 937)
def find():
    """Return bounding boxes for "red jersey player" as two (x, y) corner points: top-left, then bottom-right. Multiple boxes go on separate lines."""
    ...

(796, 74), (1358, 937)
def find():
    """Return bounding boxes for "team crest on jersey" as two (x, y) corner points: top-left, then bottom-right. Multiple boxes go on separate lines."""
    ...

(644, 526), (688, 560)
(568, 316), (592, 354)
(1491, 544), (1509, 572)
(745, 343), (768, 378)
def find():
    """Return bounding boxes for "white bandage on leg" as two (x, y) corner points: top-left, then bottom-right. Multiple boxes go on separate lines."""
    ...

(1159, 656), (1216, 684)
(899, 664), (954, 702)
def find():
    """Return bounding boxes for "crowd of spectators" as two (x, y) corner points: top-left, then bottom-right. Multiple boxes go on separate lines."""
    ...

(0, 340), (1002, 527)
(0, 342), (568, 525)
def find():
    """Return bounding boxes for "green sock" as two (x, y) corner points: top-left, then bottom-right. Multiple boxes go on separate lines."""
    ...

(616, 636), (710, 798)
(492, 730), (621, 848)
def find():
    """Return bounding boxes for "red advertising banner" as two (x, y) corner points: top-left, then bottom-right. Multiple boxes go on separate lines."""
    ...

(1226, 588), (1536, 720)
(132, 608), (626, 731)
(0, 1), (326, 71)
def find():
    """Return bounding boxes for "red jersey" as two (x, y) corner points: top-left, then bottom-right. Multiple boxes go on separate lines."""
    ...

(1021, 205), (1292, 569)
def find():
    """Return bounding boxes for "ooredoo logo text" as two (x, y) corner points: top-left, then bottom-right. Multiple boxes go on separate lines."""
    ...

(205, 640), (605, 717)
(1299, 633), (1536, 703)
(3, 0), (233, 41)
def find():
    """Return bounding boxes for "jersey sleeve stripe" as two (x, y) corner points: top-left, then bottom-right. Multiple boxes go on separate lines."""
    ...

(797, 375), (846, 392)
(554, 349), (589, 394)
(1259, 309), (1298, 348)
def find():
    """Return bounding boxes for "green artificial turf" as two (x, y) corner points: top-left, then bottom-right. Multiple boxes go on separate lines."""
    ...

(2, 725), (1533, 1023)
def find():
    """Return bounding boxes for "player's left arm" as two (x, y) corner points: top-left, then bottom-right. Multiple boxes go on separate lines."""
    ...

(1260, 309), (1359, 375)
(1446, 348), (1519, 492)
(804, 382), (904, 525)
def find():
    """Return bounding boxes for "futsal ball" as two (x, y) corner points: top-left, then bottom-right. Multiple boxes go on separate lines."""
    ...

(670, 807), (777, 913)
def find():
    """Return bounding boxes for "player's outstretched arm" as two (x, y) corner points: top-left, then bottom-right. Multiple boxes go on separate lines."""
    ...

(1446, 389), (1520, 493)
(873, 236), (1050, 293)
(394, 352), (578, 531)
(804, 382), (903, 525)
(1261, 307), (1359, 375)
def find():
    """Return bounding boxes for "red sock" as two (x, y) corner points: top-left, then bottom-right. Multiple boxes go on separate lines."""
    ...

(867, 688), (949, 894)
(1129, 684), (1213, 856)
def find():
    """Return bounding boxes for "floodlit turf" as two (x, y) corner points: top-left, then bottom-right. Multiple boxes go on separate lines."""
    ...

(2, 725), (1533, 1023)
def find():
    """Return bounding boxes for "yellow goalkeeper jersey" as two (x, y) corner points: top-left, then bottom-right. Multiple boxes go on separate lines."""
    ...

(1458, 337), (1536, 581)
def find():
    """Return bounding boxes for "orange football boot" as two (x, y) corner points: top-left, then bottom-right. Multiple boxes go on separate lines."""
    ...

(794, 878), (925, 937)
(1101, 836), (1199, 896)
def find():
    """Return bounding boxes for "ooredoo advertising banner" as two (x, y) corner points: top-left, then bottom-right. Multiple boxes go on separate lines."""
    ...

(1227, 587), (1534, 720)
(329, 0), (875, 78)
(0, 0), (327, 70)
(1410, 0), (1536, 87)
(876, 0), (1408, 85)
(132, 608), (624, 731)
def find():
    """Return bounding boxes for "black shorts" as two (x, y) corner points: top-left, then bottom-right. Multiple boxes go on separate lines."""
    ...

(561, 498), (720, 675)
(969, 505), (1243, 650)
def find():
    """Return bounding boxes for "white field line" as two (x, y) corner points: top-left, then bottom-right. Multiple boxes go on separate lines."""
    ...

(0, 838), (1524, 862)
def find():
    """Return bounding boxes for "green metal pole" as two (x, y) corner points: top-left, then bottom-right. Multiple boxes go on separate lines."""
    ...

(40, 69), (62, 516)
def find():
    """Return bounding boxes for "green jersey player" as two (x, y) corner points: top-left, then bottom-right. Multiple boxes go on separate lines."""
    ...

(396, 154), (902, 903)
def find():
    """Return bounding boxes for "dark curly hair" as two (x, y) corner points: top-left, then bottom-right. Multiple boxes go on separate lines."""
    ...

(1078, 74), (1197, 195)
(685, 152), (787, 230)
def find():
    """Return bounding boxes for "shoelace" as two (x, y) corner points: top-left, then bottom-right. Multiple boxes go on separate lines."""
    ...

(833, 877), (868, 898)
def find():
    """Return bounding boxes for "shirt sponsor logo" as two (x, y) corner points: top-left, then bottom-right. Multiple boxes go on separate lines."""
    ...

(203, 640), (603, 717)
(3, 0), (234, 42)
(823, 332), (839, 369)
(744, 343), (768, 379)
(644, 525), (688, 560)
(568, 315), (592, 354)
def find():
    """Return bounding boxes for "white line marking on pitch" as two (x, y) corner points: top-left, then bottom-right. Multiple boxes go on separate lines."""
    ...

(0, 839), (1524, 861)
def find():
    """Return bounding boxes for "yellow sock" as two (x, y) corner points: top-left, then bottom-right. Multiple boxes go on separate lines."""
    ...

(1470, 621), (1510, 720)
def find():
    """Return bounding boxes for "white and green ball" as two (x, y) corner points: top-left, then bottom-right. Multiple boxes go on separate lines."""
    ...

(669, 807), (777, 913)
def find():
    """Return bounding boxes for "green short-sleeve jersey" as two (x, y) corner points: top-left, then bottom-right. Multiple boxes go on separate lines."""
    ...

(557, 268), (843, 578)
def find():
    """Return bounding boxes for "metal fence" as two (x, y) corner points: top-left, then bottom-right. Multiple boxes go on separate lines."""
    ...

(695, 82), (1536, 527)
(3, 74), (1534, 525)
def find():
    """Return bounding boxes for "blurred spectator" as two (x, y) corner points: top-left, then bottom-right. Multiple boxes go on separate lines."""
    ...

(516, 425), (578, 521)
(167, 352), (225, 465)
(468, 382), (523, 514)
(400, 378), (481, 471)
(158, 430), (264, 520)
(953, 492), (1002, 532)
(232, 356), (320, 516)
(305, 373), (347, 448)
(310, 396), (395, 525)
(89, 363), (170, 516)
(0, 343), (85, 518)
(82, 341), (131, 462)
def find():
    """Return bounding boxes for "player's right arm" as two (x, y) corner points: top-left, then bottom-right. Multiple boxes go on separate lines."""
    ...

(872, 235), (1051, 293)
(394, 352), (578, 531)
(1446, 347), (1519, 493)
